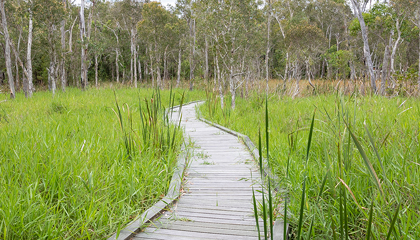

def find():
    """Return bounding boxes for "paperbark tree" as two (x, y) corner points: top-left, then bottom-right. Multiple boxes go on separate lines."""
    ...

(350, 0), (377, 92)
(60, 0), (66, 92)
(25, 7), (34, 97)
(1, 0), (15, 98)
(266, 0), (271, 94)
(80, 0), (88, 89)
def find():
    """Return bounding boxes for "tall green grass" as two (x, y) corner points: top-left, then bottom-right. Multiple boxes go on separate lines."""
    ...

(201, 92), (420, 239)
(0, 87), (203, 239)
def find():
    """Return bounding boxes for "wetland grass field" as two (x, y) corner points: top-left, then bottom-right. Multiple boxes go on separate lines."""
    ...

(0, 87), (203, 239)
(201, 92), (420, 239)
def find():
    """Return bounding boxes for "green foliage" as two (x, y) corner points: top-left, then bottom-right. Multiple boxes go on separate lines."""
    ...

(325, 47), (353, 79)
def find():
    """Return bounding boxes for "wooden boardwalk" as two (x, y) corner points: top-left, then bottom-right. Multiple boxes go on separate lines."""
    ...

(133, 102), (264, 240)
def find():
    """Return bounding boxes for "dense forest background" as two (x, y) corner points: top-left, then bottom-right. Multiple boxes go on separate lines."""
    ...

(1, 0), (419, 99)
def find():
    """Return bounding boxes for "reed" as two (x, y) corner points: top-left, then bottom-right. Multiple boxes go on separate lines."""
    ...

(201, 92), (418, 239)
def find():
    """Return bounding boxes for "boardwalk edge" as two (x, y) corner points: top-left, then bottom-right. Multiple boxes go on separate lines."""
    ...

(107, 102), (199, 240)
(198, 116), (289, 240)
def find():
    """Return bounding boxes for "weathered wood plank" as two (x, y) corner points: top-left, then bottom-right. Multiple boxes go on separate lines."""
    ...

(132, 103), (268, 240)
(137, 228), (257, 240)
(150, 222), (260, 237)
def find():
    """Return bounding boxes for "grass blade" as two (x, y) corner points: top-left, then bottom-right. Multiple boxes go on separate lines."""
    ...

(364, 123), (387, 181)
(252, 187), (261, 240)
(306, 110), (316, 164)
(385, 203), (400, 240)
(297, 176), (307, 240)
(265, 95), (273, 239)
(259, 129), (268, 239)
(344, 121), (384, 196)
(366, 199), (374, 240)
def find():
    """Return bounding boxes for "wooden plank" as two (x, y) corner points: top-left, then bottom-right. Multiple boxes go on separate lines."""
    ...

(130, 102), (269, 240)
(137, 228), (257, 240)
(157, 214), (264, 226)
(149, 222), (259, 237)
(171, 207), (253, 217)
(153, 220), (263, 233)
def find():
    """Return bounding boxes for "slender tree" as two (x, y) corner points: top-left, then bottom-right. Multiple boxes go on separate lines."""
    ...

(350, 0), (377, 92)
(1, 0), (15, 98)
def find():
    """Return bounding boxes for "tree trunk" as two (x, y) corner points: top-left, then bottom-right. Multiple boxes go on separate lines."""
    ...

(95, 54), (98, 87)
(80, 0), (88, 89)
(157, 61), (162, 89)
(164, 45), (168, 81)
(293, 61), (300, 98)
(134, 45), (137, 88)
(306, 59), (315, 90)
(61, 0), (66, 92)
(15, 53), (20, 92)
(266, 1), (271, 94)
(229, 68), (235, 110)
(350, 60), (356, 81)
(115, 49), (119, 83)
(285, 52), (290, 80)
(189, 18), (196, 91)
(138, 52), (142, 83)
(26, 9), (34, 97)
(216, 54), (223, 108)
(177, 45), (182, 87)
(130, 28), (137, 85)
(390, 23), (402, 75)
(205, 37), (209, 80)
(150, 53), (154, 87)
(418, 9), (420, 88)
(69, 16), (77, 52)
(48, 52), (56, 95)
(1, 0), (15, 98)
(123, 69), (125, 83)
(14, 29), (22, 92)
(381, 44), (390, 95)
(350, 0), (377, 92)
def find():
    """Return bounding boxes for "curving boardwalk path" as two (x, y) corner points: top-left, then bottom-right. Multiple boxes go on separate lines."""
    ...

(133, 102), (264, 240)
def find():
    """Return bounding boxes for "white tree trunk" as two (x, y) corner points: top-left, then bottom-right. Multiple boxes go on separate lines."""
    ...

(150, 53), (154, 87)
(26, 9), (34, 97)
(229, 69), (235, 110)
(130, 28), (136, 84)
(48, 55), (56, 95)
(115, 49), (119, 83)
(390, 20), (402, 74)
(177, 46), (182, 87)
(266, 1), (271, 94)
(189, 18), (196, 91)
(1, 0), (15, 98)
(69, 16), (77, 52)
(418, 8), (420, 87)
(350, 0), (377, 92)
(138, 50), (142, 83)
(306, 59), (315, 90)
(95, 54), (98, 87)
(205, 37), (209, 80)
(134, 45), (137, 88)
(163, 45), (168, 81)
(15, 30), (21, 92)
(216, 54), (223, 108)
(80, 0), (87, 89)
(157, 59), (162, 89)
(381, 44), (390, 95)
(61, 0), (66, 92)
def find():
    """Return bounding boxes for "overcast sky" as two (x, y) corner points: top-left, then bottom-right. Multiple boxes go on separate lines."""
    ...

(73, 0), (176, 8)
